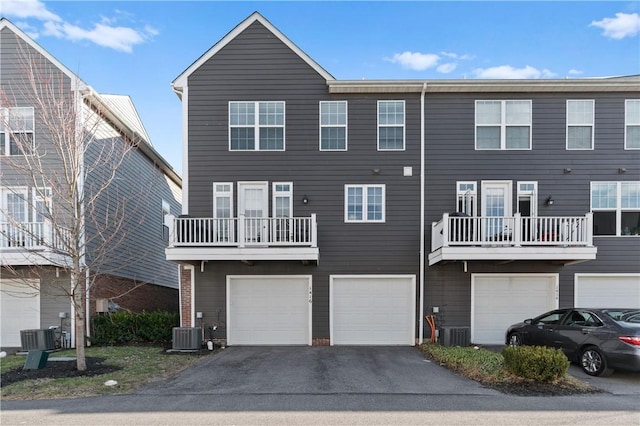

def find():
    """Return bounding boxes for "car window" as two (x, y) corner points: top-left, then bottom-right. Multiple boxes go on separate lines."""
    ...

(619, 311), (640, 324)
(563, 310), (603, 327)
(534, 312), (564, 325)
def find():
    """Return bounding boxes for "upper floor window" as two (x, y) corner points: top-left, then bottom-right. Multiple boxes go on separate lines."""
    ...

(625, 99), (640, 150)
(345, 184), (385, 222)
(229, 101), (285, 151)
(33, 187), (52, 224)
(161, 199), (171, 241)
(0, 187), (28, 222)
(273, 182), (293, 218)
(456, 182), (477, 216)
(320, 101), (347, 151)
(378, 101), (405, 150)
(591, 181), (640, 236)
(0, 107), (35, 156)
(567, 100), (594, 150)
(475, 100), (531, 150)
(517, 181), (538, 217)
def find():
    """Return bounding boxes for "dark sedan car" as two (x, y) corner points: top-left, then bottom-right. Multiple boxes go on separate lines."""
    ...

(506, 308), (640, 376)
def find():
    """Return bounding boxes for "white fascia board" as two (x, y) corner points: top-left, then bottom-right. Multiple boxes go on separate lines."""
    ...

(166, 247), (319, 262)
(429, 247), (598, 265)
(172, 12), (334, 89)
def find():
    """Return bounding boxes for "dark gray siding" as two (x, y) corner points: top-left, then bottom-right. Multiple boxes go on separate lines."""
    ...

(186, 22), (421, 338)
(425, 92), (640, 326)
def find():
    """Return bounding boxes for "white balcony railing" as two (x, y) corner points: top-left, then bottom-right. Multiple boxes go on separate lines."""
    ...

(0, 222), (71, 252)
(431, 213), (594, 251)
(167, 214), (317, 248)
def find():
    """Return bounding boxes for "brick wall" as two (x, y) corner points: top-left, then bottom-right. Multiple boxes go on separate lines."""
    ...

(180, 265), (193, 327)
(91, 274), (178, 314)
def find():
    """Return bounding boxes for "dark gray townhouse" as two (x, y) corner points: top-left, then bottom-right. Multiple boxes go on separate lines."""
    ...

(0, 19), (182, 350)
(166, 12), (640, 346)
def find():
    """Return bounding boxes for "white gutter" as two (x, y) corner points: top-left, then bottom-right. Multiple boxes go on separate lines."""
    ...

(418, 83), (426, 345)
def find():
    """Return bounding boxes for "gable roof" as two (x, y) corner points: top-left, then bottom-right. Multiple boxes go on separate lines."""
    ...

(0, 17), (87, 91)
(0, 18), (181, 187)
(172, 11), (334, 93)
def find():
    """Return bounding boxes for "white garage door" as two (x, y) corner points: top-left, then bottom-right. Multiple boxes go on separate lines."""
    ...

(330, 275), (416, 346)
(1, 279), (40, 347)
(472, 274), (558, 345)
(226, 275), (311, 345)
(575, 274), (640, 308)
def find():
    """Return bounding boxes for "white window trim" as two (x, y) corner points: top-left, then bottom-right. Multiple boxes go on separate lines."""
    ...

(272, 182), (293, 218)
(33, 187), (52, 223)
(377, 100), (406, 151)
(456, 181), (477, 216)
(0, 186), (29, 223)
(475, 100), (532, 150)
(344, 184), (386, 223)
(590, 181), (640, 237)
(319, 101), (348, 151)
(1, 107), (35, 156)
(566, 99), (595, 151)
(625, 99), (640, 150)
(517, 181), (538, 217)
(162, 199), (171, 240)
(213, 182), (234, 218)
(228, 101), (286, 151)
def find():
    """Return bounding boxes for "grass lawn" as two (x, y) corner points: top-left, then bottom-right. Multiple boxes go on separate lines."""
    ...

(1, 345), (211, 400)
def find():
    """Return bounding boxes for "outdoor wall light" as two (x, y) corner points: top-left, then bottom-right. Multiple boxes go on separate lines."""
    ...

(619, 167), (627, 174)
(545, 196), (554, 206)
(302, 195), (309, 204)
(564, 168), (572, 174)
(372, 168), (380, 175)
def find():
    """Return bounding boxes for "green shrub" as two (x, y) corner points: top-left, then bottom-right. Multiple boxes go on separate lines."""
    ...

(502, 345), (570, 382)
(90, 310), (179, 346)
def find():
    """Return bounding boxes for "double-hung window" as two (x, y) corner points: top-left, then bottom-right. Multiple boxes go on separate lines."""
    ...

(475, 100), (531, 150)
(378, 101), (405, 150)
(0, 107), (35, 156)
(319, 101), (347, 150)
(345, 184), (385, 223)
(213, 183), (234, 243)
(229, 101), (285, 151)
(591, 181), (640, 236)
(567, 100), (594, 150)
(625, 99), (640, 149)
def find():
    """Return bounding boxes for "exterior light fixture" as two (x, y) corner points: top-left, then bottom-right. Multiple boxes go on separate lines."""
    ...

(619, 168), (627, 173)
(545, 196), (554, 206)
(302, 195), (309, 204)
(564, 168), (572, 174)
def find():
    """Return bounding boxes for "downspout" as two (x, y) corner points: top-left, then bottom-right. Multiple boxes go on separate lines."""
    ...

(419, 82), (427, 344)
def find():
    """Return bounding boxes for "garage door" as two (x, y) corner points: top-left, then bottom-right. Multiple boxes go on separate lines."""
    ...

(575, 274), (640, 308)
(226, 275), (311, 345)
(472, 274), (558, 345)
(330, 275), (416, 345)
(1, 279), (40, 347)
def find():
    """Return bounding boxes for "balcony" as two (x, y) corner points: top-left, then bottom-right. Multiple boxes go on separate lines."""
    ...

(165, 214), (319, 263)
(0, 222), (72, 266)
(429, 213), (597, 266)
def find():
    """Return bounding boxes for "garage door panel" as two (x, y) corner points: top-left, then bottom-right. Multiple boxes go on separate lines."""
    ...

(575, 275), (640, 308)
(472, 275), (557, 345)
(331, 275), (415, 346)
(1, 279), (40, 347)
(227, 276), (311, 346)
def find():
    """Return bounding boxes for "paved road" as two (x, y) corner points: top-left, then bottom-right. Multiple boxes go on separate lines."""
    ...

(2, 346), (639, 425)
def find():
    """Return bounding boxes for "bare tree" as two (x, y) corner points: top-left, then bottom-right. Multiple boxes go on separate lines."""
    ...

(1, 44), (152, 371)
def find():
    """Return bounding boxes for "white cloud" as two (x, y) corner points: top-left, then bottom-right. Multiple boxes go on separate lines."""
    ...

(568, 69), (584, 76)
(473, 65), (556, 79)
(2, 0), (156, 53)
(437, 63), (457, 74)
(388, 51), (440, 71)
(590, 12), (640, 39)
(1, 0), (61, 22)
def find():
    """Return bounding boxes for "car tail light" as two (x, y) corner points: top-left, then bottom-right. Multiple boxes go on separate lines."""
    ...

(618, 336), (640, 346)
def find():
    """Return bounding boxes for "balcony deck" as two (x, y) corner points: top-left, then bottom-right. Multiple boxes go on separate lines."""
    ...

(165, 215), (319, 262)
(429, 213), (597, 265)
(0, 222), (72, 266)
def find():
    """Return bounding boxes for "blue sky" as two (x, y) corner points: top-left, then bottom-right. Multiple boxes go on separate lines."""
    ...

(1, 1), (639, 174)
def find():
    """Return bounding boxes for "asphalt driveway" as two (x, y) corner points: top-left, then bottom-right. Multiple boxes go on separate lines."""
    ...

(139, 346), (500, 396)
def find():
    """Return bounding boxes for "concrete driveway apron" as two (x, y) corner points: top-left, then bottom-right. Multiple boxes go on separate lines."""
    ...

(138, 346), (500, 396)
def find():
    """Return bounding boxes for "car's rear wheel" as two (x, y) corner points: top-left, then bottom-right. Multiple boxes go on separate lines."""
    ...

(507, 332), (522, 346)
(580, 347), (614, 377)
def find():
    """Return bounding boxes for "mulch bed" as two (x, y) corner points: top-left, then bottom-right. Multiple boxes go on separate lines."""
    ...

(1, 357), (120, 387)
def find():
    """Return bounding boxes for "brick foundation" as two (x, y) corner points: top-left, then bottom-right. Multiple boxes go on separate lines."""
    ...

(91, 274), (178, 314)
(180, 265), (193, 327)
(312, 338), (331, 346)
